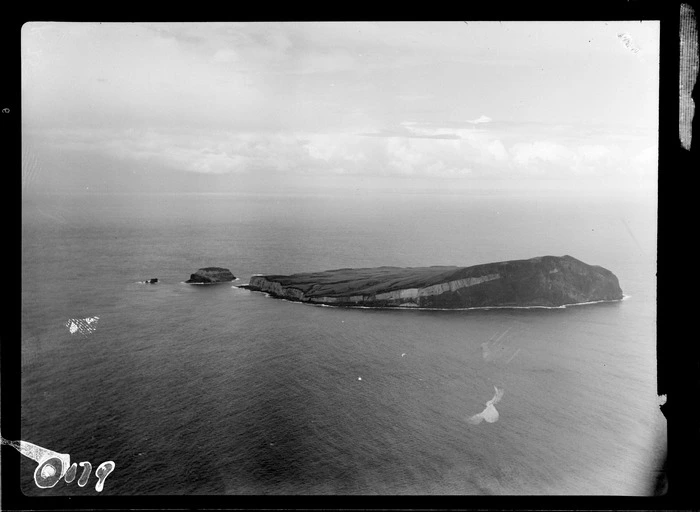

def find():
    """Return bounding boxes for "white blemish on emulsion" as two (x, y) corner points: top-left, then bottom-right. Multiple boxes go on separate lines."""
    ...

(95, 461), (116, 492)
(617, 32), (640, 54)
(481, 327), (511, 362)
(65, 316), (100, 335)
(0, 435), (115, 492)
(467, 386), (504, 424)
(505, 348), (521, 364)
(77, 461), (92, 487)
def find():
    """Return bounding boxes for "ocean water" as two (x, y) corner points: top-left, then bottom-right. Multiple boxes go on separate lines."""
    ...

(19, 191), (663, 495)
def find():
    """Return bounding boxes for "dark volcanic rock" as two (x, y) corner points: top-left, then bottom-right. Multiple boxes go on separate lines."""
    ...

(242, 255), (623, 309)
(186, 267), (236, 284)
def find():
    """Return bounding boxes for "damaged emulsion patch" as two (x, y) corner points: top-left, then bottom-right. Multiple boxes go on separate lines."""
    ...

(680, 3), (698, 150)
(65, 316), (99, 335)
(0, 435), (115, 492)
(467, 386), (505, 425)
(617, 32), (641, 54)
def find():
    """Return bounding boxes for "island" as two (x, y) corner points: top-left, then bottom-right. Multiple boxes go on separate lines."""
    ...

(186, 267), (236, 284)
(240, 255), (623, 308)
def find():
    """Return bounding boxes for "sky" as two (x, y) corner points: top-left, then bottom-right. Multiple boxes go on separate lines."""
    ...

(21, 21), (659, 197)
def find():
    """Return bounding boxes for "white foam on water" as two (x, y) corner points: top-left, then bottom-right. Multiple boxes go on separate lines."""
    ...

(182, 281), (235, 285)
(252, 293), (625, 312)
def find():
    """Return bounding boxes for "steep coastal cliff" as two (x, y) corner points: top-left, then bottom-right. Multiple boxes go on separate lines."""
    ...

(241, 255), (623, 308)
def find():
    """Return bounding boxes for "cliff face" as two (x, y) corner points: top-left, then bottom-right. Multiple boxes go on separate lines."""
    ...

(243, 255), (623, 308)
(186, 267), (236, 284)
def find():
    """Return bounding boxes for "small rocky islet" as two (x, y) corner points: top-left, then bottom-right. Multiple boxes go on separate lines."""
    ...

(186, 267), (236, 284)
(240, 255), (623, 309)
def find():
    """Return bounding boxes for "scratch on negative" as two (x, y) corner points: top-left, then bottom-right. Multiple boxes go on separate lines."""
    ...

(506, 348), (521, 364)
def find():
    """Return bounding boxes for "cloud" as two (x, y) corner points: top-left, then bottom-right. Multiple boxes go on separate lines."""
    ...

(632, 145), (657, 165)
(626, 145), (658, 180)
(487, 140), (509, 161)
(211, 49), (239, 63)
(398, 122), (487, 140)
(468, 115), (492, 124)
(577, 144), (612, 161)
(511, 141), (573, 166)
(33, 115), (658, 188)
(397, 94), (434, 102)
(58, 123), (645, 180)
(383, 132), (503, 176)
(506, 138), (658, 180)
(39, 126), (480, 178)
(41, 127), (318, 175)
(360, 126), (460, 140)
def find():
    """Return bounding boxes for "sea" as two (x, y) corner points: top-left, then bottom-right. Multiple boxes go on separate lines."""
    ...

(18, 190), (663, 496)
